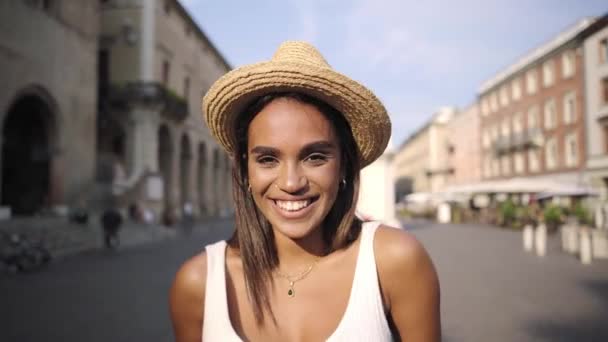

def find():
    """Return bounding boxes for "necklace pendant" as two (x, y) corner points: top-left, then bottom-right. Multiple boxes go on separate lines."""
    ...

(288, 281), (295, 297)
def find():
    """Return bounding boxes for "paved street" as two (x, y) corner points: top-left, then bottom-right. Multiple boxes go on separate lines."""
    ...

(407, 221), (608, 342)
(2, 220), (608, 341)
(0, 220), (234, 342)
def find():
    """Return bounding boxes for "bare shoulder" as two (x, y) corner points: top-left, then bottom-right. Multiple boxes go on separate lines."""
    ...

(171, 251), (208, 298)
(373, 225), (439, 309)
(169, 251), (207, 342)
(374, 225), (431, 271)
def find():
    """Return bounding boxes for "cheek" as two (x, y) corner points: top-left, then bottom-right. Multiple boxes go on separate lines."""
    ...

(247, 162), (275, 193)
(310, 164), (341, 193)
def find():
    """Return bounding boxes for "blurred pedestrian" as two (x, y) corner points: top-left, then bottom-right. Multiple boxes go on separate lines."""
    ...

(170, 41), (440, 341)
(101, 208), (122, 249)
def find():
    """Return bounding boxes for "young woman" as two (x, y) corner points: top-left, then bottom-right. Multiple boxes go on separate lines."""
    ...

(170, 41), (440, 341)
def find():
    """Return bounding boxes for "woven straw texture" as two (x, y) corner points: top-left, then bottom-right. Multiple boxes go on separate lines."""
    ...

(202, 41), (391, 167)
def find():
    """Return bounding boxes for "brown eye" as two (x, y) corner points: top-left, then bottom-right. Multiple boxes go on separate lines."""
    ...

(256, 155), (278, 167)
(305, 153), (328, 165)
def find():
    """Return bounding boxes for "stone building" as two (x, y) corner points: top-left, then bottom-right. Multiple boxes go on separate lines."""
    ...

(98, 0), (233, 222)
(393, 107), (455, 198)
(0, 0), (99, 217)
(478, 18), (595, 189)
(444, 103), (481, 188)
(582, 15), (608, 201)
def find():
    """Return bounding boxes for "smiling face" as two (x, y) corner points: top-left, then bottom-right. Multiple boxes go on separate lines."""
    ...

(247, 97), (342, 241)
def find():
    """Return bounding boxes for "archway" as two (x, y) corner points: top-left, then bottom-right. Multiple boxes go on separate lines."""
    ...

(395, 177), (414, 203)
(197, 143), (207, 216)
(180, 134), (192, 213)
(157, 125), (173, 216)
(1, 95), (55, 215)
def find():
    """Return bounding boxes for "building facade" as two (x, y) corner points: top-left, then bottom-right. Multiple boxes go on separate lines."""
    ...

(478, 19), (595, 188)
(444, 103), (481, 188)
(99, 0), (232, 222)
(582, 16), (608, 201)
(393, 107), (455, 197)
(0, 0), (99, 216)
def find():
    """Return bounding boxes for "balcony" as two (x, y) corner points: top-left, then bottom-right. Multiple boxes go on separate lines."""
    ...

(100, 82), (188, 121)
(492, 128), (544, 155)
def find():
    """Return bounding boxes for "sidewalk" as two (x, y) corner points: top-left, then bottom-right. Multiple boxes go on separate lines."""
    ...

(0, 215), (234, 260)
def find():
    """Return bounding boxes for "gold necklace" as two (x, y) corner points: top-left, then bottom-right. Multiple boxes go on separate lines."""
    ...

(276, 260), (319, 298)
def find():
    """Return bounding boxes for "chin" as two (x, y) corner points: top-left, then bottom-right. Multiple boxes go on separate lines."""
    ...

(271, 219), (324, 241)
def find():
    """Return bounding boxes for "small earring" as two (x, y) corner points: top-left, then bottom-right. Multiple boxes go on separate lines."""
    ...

(340, 178), (347, 190)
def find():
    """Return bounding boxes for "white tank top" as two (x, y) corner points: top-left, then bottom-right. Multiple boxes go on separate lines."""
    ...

(202, 221), (394, 341)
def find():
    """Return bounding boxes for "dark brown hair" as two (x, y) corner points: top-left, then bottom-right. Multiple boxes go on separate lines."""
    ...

(230, 92), (363, 324)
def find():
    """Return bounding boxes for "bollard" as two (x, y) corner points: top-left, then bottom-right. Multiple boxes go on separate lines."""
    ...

(535, 224), (547, 257)
(523, 225), (534, 252)
(579, 228), (592, 265)
(592, 229), (608, 259)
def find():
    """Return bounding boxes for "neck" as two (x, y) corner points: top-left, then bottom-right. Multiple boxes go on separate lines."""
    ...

(273, 227), (327, 271)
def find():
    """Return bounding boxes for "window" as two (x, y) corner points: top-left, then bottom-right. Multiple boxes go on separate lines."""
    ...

(604, 124), (608, 154)
(484, 156), (492, 178)
(600, 38), (608, 64)
(42, 0), (53, 11)
(490, 92), (498, 113)
(526, 69), (537, 94)
(602, 77), (608, 105)
(512, 78), (522, 101)
(565, 133), (578, 167)
(528, 150), (540, 172)
(562, 51), (575, 78)
(527, 105), (539, 129)
(492, 158), (500, 177)
(542, 60), (554, 87)
(482, 130), (491, 148)
(162, 60), (170, 86)
(545, 137), (558, 170)
(491, 125), (499, 143)
(500, 86), (509, 107)
(563, 91), (576, 124)
(481, 98), (489, 117)
(513, 112), (523, 133)
(501, 118), (510, 137)
(501, 155), (511, 176)
(514, 152), (525, 174)
(544, 99), (557, 130)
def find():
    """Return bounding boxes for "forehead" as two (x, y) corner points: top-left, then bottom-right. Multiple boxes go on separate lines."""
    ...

(247, 98), (338, 148)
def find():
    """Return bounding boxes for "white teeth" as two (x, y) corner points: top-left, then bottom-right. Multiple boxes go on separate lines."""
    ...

(276, 200), (311, 212)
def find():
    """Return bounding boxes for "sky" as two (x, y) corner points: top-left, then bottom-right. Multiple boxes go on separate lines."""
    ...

(181, 0), (607, 147)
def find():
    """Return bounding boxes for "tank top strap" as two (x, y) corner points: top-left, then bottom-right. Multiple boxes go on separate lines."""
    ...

(351, 221), (384, 304)
(202, 240), (240, 340)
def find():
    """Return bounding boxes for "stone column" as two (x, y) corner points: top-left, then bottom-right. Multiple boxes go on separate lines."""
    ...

(140, 0), (156, 82)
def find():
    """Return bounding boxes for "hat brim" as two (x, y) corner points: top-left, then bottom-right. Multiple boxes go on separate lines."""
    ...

(203, 61), (391, 167)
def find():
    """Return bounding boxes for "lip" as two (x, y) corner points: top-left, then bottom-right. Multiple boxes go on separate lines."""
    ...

(269, 196), (320, 220)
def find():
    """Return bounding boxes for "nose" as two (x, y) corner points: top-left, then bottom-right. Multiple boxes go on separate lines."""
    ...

(277, 162), (307, 193)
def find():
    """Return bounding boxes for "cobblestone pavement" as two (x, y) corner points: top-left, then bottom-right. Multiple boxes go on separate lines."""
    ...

(0, 218), (234, 342)
(406, 221), (608, 342)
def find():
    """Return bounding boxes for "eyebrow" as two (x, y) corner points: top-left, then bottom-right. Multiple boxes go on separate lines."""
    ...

(249, 141), (337, 156)
(250, 146), (280, 156)
(299, 141), (337, 156)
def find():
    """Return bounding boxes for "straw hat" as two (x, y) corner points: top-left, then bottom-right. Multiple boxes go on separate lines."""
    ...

(202, 41), (391, 167)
